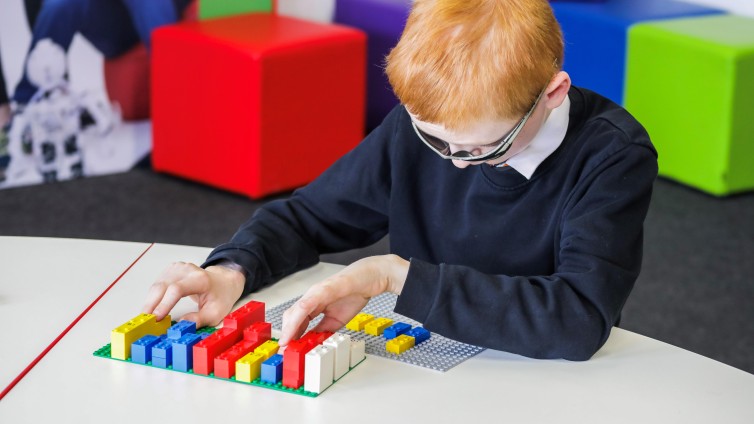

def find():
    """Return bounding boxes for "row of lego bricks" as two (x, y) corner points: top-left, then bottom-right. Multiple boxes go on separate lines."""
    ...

(100, 300), (366, 396)
(345, 312), (430, 355)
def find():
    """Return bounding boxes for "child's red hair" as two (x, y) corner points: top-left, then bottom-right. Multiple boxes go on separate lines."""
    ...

(386, 0), (563, 130)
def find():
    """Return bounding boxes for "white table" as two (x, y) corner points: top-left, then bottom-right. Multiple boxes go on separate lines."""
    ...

(1, 238), (753, 423)
(0, 236), (151, 394)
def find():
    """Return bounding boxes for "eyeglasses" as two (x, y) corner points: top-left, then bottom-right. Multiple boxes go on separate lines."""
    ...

(411, 89), (545, 162)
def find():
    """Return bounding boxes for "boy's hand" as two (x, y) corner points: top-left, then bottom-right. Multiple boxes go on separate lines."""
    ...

(278, 254), (409, 346)
(142, 262), (245, 328)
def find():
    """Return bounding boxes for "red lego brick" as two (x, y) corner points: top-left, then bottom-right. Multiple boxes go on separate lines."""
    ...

(192, 327), (241, 375)
(223, 301), (265, 330)
(299, 331), (333, 347)
(152, 13), (366, 198)
(243, 322), (272, 343)
(282, 339), (317, 389)
(280, 331), (334, 389)
(213, 339), (264, 379)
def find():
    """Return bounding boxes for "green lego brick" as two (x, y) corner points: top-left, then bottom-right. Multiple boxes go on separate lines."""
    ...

(93, 325), (365, 397)
(199, 0), (273, 20)
(624, 15), (754, 196)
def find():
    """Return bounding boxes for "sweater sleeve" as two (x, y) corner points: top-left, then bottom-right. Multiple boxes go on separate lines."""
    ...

(201, 107), (401, 296)
(394, 142), (658, 361)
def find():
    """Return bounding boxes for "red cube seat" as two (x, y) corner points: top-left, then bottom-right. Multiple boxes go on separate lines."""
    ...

(151, 13), (366, 198)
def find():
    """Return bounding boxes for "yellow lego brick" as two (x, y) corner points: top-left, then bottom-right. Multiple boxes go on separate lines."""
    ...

(254, 340), (279, 360)
(236, 352), (266, 383)
(345, 313), (375, 332)
(386, 335), (415, 355)
(364, 317), (393, 336)
(110, 313), (171, 360)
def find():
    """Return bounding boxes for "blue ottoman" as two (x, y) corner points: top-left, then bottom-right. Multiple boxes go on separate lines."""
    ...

(551, 0), (723, 104)
(335, 0), (412, 131)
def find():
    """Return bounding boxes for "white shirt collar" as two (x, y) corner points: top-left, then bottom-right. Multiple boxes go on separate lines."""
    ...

(500, 95), (570, 179)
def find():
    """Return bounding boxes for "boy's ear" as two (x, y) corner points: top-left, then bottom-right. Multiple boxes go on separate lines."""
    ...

(543, 71), (571, 110)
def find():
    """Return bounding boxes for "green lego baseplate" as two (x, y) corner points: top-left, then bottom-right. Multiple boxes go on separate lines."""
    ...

(93, 324), (365, 398)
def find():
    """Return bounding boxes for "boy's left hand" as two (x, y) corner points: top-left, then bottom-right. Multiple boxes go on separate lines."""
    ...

(278, 254), (409, 346)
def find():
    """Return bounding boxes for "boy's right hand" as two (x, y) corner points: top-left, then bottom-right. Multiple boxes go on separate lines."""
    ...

(142, 262), (245, 328)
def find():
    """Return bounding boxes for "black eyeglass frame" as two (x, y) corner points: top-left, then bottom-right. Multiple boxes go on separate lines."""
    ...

(411, 89), (545, 162)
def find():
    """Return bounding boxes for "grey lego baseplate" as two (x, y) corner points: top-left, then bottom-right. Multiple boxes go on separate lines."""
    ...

(266, 292), (485, 372)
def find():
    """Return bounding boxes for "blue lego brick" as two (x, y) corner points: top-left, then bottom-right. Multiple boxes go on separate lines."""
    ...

(172, 333), (204, 372)
(551, 0), (724, 104)
(167, 320), (197, 340)
(383, 322), (412, 340)
(131, 335), (162, 364)
(151, 339), (174, 368)
(405, 327), (430, 345)
(260, 354), (284, 385)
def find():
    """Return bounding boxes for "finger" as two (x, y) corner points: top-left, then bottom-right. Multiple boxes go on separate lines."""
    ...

(279, 279), (353, 345)
(278, 295), (324, 346)
(178, 312), (202, 328)
(279, 306), (311, 347)
(198, 302), (230, 328)
(310, 315), (347, 334)
(152, 273), (210, 322)
(142, 281), (169, 315)
(142, 262), (194, 315)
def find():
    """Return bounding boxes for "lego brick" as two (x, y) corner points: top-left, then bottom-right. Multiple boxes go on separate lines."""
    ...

(167, 320), (196, 340)
(192, 327), (241, 375)
(383, 322), (411, 340)
(172, 333), (204, 372)
(254, 340), (280, 360)
(323, 333), (351, 380)
(364, 317), (393, 336)
(299, 331), (334, 347)
(551, 0), (723, 104)
(345, 313), (375, 332)
(349, 339), (366, 368)
(386, 334), (415, 355)
(625, 14), (754, 195)
(261, 354), (284, 385)
(152, 14), (366, 198)
(214, 339), (262, 379)
(304, 345), (335, 394)
(235, 352), (266, 383)
(111, 313), (171, 360)
(243, 322), (272, 343)
(223, 301), (265, 330)
(282, 339), (317, 389)
(151, 338), (175, 368)
(131, 335), (162, 364)
(405, 327), (430, 345)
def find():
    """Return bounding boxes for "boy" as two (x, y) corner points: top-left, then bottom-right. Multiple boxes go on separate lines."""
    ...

(143, 0), (657, 360)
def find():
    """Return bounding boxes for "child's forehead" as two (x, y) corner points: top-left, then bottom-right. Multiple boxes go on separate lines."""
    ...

(407, 109), (515, 145)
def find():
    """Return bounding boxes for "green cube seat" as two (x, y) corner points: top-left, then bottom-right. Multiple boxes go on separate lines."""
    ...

(199, 0), (273, 20)
(625, 15), (754, 196)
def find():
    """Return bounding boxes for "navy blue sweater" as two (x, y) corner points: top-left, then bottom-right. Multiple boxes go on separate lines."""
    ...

(204, 87), (658, 361)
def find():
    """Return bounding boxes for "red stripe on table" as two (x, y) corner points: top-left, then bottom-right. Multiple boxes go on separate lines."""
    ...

(0, 242), (155, 401)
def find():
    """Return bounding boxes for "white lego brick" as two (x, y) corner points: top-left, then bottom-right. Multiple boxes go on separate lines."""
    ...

(323, 333), (351, 380)
(304, 345), (335, 394)
(349, 339), (366, 368)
